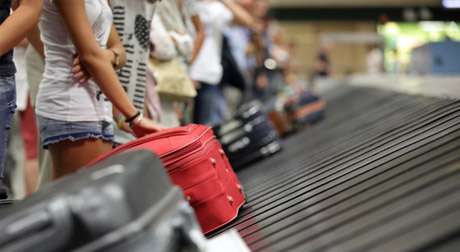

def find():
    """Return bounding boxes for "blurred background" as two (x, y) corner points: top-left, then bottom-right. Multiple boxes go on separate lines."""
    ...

(265, 0), (460, 85)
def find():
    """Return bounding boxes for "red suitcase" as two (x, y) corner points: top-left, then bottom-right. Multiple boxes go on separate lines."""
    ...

(91, 124), (245, 234)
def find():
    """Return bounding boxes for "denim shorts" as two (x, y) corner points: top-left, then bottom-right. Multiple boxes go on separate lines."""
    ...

(0, 76), (16, 177)
(36, 115), (114, 149)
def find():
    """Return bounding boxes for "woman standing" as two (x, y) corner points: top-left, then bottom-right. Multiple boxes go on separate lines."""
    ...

(190, 0), (260, 126)
(146, 0), (204, 127)
(36, 0), (162, 179)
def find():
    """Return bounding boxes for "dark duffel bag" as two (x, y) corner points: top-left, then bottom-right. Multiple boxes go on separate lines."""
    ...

(214, 101), (282, 168)
(284, 92), (326, 127)
(0, 150), (206, 252)
(268, 110), (294, 137)
(213, 101), (264, 137)
(227, 138), (282, 169)
(214, 100), (272, 139)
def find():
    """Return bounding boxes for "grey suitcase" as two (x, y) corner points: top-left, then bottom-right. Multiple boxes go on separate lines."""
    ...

(0, 150), (206, 252)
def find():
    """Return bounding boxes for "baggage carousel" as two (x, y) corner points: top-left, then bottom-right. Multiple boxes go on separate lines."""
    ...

(211, 85), (460, 252)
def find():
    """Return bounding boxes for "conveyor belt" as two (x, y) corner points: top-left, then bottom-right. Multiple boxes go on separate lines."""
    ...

(212, 86), (460, 252)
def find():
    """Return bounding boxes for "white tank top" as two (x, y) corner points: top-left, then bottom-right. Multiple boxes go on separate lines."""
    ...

(36, 0), (113, 122)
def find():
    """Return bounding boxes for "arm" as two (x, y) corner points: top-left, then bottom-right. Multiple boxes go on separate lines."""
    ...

(190, 14), (204, 63)
(55, 0), (137, 120)
(220, 0), (260, 32)
(105, 0), (125, 68)
(149, 15), (177, 61)
(27, 25), (45, 58)
(106, 25), (126, 69)
(0, 0), (43, 56)
(13, 1), (45, 60)
(108, 26), (131, 132)
(72, 25), (125, 83)
(58, 0), (162, 135)
(15, 0), (44, 58)
(17, 38), (28, 48)
(12, 0), (31, 49)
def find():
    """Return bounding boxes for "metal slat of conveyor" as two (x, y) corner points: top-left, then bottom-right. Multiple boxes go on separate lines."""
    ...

(238, 98), (454, 213)
(242, 98), (455, 196)
(246, 143), (460, 248)
(237, 99), (457, 215)
(242, 103), (460, 211)
(249, 148), (460, 251)
(428, 236), (460, 252)
(244, 92), (450, 179)
(266, 136), (460, 252)
(243, 97), (453, 197)
(367, 210), (460, 252)
(240, 95), (451, 193)
(286, 170), (460, 252)
(235, 114), (460, 235)
(316, 93), (422, 136)
(213, 87), (460, 252)
(241, 136), (460, 236)
(318, 87), (398, 126)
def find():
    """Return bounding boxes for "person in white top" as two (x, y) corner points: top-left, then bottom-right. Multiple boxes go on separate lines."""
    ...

(189, 0), (260, 125)
(366, 44), (384, 74)
(146, 0), (205, 127)
(36, 0), (162, 179)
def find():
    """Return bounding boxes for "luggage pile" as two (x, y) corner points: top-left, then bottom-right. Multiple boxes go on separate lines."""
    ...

(0, 151), (207, 252)
(214, 101), (282, 169)
(92, 124), (246, 234)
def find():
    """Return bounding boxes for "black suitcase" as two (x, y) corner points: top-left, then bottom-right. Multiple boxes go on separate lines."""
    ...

(214, 101), (282, 168)
(0, 150), (206, 252)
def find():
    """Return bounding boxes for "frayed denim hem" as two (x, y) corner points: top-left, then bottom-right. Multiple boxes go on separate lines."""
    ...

(42, 132), (114, 149)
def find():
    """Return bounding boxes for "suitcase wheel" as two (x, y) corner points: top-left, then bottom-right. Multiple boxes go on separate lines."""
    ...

(210, 158), (217, 168)
(236, 184), (243, 194)
(227, 195), (234, 205)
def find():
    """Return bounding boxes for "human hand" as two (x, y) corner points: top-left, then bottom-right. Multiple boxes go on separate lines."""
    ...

(72, 54), (90, 84)
(18, 38), (28, 48)
(255, 74), (269, 90)
(72, 49), (115, 84)
(102, 48), (117, 66)
(252, 22), (264, 34)
(192, 80), (201, 89)
(130, 117), (165, 138)
(117, 120), (134, 134)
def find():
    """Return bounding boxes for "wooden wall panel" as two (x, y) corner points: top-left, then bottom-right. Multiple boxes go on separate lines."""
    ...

(279, 21), (376, 77)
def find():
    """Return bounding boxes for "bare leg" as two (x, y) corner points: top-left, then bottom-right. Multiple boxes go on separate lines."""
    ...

(48, 139), (112, 179)
(19, 97), (39, 195)
(24, 160), (38, 195)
